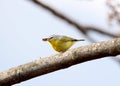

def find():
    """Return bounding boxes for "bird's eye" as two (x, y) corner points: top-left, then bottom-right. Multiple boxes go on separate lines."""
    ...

(50, 37), (54, 39)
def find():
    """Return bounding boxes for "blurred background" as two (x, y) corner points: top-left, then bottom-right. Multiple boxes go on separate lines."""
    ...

(0, 0), (120, 86)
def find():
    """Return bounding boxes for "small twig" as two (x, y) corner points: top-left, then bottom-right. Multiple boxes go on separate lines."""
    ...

(85, 26), (118, 37)
(106, 0), (120, 26)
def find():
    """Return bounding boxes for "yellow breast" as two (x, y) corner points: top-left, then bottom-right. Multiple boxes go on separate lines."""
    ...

(49, 37), (75, 52)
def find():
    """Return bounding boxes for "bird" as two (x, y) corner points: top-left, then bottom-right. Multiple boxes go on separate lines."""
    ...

(42, 35), (85, 52)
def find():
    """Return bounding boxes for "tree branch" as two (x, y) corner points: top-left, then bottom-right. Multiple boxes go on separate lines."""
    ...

(31, 0), (119, 41)
(0, 38), (120, 85)
(85, 26), (118, 37)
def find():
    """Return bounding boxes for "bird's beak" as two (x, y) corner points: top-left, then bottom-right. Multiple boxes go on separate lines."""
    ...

(42, 38), (50, 41)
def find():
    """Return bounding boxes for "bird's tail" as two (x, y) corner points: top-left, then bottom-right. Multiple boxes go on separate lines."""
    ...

(72, 39), (85, 41)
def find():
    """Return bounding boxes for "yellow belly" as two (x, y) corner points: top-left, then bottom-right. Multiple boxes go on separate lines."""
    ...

(50, 40), (74, 52)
